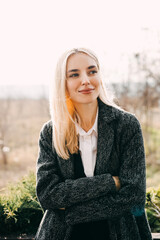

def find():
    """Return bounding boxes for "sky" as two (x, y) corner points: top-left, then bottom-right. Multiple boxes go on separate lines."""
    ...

(0, 0), (160, 86)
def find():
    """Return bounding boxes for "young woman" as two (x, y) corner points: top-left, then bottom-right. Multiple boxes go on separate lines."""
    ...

(35, 48), (152, 240)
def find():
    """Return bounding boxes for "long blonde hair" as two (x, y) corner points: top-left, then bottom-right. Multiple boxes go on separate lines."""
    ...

(50, 48), (119, 159)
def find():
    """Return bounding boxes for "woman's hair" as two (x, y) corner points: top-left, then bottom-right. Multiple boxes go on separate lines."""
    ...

(50, 47), (119, 159)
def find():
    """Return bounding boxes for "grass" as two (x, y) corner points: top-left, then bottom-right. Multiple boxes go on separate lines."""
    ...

(0, 99), (49, 193)
(146, 165), (160, 188)
(142, 125), (160, 164)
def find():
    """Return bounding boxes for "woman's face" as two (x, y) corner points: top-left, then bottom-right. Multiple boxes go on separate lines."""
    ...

(66, 53), (101, 107)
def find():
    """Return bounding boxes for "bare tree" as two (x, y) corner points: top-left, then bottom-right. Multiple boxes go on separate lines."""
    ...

(134, 51), (160, 127)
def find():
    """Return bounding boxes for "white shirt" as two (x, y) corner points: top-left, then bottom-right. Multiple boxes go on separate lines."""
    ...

(75, 109), (98, 177)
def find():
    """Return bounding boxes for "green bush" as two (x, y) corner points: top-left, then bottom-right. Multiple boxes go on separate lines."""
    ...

(0, 171), (43, 235)
(146, 185), (160, 233)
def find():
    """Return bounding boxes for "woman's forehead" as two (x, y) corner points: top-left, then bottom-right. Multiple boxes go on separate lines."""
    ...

(66, 53), (98, 70)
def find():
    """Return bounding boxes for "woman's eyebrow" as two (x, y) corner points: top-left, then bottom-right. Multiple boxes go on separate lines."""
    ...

(67, 69), (79, 73)
(88, 65), (97, 69)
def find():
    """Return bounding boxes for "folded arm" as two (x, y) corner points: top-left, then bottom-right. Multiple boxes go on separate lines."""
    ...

(60, 176), (120, 210)
(36, 122), (117, 211)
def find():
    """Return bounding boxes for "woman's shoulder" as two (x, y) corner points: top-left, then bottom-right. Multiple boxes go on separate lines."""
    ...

(98, 98), (140, 126)
(39, 120), (53, 139)
(99, 99), (140, 127)
(110, 105), (142, 131)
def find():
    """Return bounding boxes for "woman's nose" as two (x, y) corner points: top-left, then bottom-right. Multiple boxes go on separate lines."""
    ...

(81, 73), (90, 85)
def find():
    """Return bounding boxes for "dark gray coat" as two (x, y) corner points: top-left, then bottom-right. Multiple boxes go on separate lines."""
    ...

(35, 100), (152, 240)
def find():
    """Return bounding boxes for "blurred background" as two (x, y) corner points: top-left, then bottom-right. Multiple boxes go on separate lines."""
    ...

(0, 0), (160, 193)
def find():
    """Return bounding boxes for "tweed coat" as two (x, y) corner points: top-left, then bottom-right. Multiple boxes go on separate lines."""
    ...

(35, 99), (152, 240)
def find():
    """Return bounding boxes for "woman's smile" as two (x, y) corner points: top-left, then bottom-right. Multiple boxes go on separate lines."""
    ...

(78, 88), (95, 94)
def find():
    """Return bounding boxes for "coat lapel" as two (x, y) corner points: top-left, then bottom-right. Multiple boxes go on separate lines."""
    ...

(94, 99), (117, 175)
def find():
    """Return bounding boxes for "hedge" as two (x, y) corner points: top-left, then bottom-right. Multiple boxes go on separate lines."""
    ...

(0, 172), (43, 236)
(146, 185), (160, 233)
(0, 171), (160, 236)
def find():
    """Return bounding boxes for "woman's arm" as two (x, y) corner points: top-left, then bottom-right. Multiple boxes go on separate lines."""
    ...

(60, 176), (120, 210)
(36, 122), (117, 211)
(65, 115), (146, 225)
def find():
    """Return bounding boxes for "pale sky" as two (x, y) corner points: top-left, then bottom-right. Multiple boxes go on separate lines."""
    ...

(0, 0), (160, 86)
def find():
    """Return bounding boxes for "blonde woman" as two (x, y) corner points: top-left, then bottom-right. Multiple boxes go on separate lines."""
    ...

(35, 48), (152, 240)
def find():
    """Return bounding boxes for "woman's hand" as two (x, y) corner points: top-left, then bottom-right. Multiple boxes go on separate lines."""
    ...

(112, 176), (121, 191)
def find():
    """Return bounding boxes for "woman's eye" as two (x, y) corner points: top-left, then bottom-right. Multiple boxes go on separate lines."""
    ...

(89, 70), (97, 75)
(69, 73), (79, 78)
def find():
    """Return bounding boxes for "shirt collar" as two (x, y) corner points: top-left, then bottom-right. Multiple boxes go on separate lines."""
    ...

(75, 107), (98, 137)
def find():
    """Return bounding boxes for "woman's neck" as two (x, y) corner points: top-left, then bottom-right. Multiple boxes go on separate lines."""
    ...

(74, 100), (98, 132)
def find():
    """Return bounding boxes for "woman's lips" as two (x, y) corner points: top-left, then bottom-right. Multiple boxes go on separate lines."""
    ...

(78, 89), (94, 94)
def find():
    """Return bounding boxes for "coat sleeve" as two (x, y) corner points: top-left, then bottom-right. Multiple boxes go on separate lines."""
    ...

(65, 114), (147, 225)
(36, 122), (117, 211)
